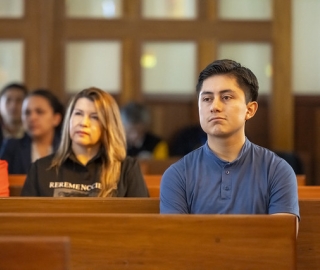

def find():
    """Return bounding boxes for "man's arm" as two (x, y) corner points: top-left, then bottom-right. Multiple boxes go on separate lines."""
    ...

(269, 159), (300, 236)
(160, 164), (189, 214)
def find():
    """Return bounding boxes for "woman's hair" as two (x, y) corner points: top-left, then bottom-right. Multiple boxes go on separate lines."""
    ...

(50, 87), (127, 197)
(27, 89), (65, 132)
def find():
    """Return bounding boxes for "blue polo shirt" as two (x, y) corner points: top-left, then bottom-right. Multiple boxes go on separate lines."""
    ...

(160, 138), (299, 219)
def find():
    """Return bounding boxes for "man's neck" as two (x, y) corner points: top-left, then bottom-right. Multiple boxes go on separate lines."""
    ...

(207, 135), (246, 162)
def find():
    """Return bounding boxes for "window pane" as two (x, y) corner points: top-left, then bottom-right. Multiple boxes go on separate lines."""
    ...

(218, 43), (272, 94)
(218, 0), (272, 20)
(293, 0), (320, 94)
(0, 40), (23, 90)
(142, 42), (196, 94)
(0, 0), (24, 18)
(142, 0), (196, 19)
(66, 0), (122, 18)
(66, 41), (121, 94)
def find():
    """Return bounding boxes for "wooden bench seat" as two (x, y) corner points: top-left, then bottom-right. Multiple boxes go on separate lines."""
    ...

(0, 213), (296, 270)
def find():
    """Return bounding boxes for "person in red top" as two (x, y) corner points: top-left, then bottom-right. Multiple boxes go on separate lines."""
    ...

(0, 160), (9, 196)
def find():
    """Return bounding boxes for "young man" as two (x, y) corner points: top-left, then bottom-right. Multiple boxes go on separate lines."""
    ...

(0, 83), (28, 146)
(160, 60), (299, 223)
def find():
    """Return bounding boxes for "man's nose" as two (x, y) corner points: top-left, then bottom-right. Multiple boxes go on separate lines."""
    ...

(210, 98), (222, 112)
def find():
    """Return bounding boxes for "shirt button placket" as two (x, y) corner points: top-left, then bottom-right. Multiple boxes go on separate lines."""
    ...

(221, 169), (231, 199)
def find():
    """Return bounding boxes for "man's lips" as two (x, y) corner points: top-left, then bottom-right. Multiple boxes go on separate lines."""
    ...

(209, 117), (225, 122)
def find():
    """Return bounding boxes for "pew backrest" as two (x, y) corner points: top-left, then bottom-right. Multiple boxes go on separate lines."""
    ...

(8, 174), (26, 196)
(0, 197), (160, 213)
(0, 214), (296, 270)
(296, 174), (306, 186)
(144, 174), (162, 197)
(139, 157), (179, 174)
(298, 186), (320, 199)
(0, 236), (70, 270)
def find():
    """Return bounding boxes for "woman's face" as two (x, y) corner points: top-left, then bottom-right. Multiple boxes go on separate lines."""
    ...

(69, 97), (102, 151)
(22, 96), (61, 139)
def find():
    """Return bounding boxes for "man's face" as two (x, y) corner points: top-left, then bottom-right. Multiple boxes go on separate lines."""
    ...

(198, 75), (256, 140)
(0, 88), (25, 124)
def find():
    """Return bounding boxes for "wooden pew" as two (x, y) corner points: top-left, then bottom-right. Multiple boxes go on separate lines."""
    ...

(8, 174), (26, 196)
(0, 236), (70, 270)
(0, 197), (319, 269)
(0, 214), (296, 270)
(298, 199), (320, 270)
(139, 157), (179, 174)
(297, 174), (306, 186)
(0, 197), (159, 213)
(298, 186), (320, 199)
(1, 197), (318, 269)
(144, 174), (162, 197)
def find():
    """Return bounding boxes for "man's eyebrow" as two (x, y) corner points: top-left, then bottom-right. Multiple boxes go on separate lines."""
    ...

(200, 91), (213, 96)
(200, 89), (235, 95)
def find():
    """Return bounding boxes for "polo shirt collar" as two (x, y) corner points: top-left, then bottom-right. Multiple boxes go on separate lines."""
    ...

(204, 137), (250, 166)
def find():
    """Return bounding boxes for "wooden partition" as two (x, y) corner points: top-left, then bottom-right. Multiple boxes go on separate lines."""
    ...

(0, 236), (70, 270)
(0, 214), (296, 270)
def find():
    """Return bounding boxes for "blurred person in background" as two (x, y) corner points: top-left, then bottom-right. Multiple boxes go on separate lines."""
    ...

(0, 89), (64, 174)
(0, 83), (28, 146)
(120, 101), (168, 160)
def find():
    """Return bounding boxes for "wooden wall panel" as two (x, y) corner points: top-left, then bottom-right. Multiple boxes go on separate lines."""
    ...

(271, 0), (293, 151)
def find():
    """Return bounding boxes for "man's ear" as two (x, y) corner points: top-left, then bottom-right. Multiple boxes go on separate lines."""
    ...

(245, 101), (258, 121)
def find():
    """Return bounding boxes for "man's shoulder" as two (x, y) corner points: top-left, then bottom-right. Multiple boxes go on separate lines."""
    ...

(168, 145), (206, 170)
(246, 141), (290, 169)
(248, 141), (278, 158)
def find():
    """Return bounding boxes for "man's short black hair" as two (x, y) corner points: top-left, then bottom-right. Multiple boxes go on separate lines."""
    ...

(196, 59), (259, 103)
